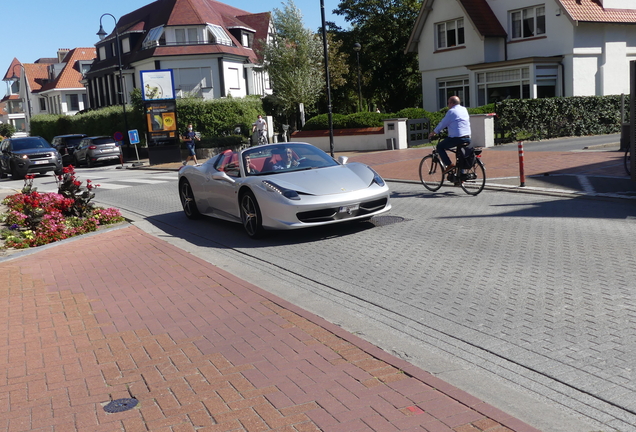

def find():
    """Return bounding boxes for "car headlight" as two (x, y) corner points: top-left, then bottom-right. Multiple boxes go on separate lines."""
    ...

(368, 166), (385, 187)
(262, 180), (300, 200)
(20, 154), (28, 160)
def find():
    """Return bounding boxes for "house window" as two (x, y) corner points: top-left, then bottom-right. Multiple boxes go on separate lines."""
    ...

(511, 6), (545, 40)
(175, 28), (201, 45)
(69, 94), (79, 111)
(122, 37), (131, 53)
(436, 18), (464, 50)
(476, 67), (531, 105)
(39, 98), (46, 111)
(143, 25), (165, 49)
(207, 24), (232, 46)
(99, 46), (106, 61)
(437, 77), (470, 109)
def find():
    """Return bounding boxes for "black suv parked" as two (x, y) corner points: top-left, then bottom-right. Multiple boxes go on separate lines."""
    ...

(51, 134), (87, 166)
(0, 136), (63, 180)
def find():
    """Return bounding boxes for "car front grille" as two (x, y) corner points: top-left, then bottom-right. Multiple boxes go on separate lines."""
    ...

(297, 197), (388, 223)
(28, 152), (55, 159)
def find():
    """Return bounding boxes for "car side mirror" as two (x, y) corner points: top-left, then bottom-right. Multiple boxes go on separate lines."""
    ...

(338, 156), (348, 165)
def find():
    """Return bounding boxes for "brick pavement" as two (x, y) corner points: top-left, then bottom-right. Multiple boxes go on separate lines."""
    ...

(0, 225), (540, 432)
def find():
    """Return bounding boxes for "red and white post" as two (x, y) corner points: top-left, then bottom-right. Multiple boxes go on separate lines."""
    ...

(518, 141), (526, 187)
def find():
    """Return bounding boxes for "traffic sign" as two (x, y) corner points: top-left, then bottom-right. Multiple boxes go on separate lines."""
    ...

(114, 131), (124, 142)
(128, 130), (140, 145)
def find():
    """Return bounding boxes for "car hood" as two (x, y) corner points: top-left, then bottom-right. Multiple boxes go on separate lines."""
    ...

(13, 148), (57, 155)
(261, 163), (377, 195)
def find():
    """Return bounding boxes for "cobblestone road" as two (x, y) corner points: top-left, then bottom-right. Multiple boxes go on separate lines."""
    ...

(94, 178), (636, 431)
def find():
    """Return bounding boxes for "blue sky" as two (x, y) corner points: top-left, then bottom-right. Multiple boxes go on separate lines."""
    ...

(2, 0), (347, 83)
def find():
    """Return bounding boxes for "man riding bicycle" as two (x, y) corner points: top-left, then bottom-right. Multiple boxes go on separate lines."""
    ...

(428, 96), (471, 173)
(252, 115), (268, 145)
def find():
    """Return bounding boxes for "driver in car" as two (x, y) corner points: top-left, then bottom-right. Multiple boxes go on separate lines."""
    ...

(273, 147), (299, 170)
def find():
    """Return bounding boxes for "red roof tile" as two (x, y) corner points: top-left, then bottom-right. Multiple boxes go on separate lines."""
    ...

(459, 0), (507, 37)
(39, 48), (96, 92)
(558, 0), (636, 23)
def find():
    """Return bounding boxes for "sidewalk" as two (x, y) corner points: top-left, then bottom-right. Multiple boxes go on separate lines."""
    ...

(1, 144), (628, 431)
(0, 225), (540, 432)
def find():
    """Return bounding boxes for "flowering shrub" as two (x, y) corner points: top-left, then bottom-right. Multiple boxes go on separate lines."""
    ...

(0, 167), (124, 249)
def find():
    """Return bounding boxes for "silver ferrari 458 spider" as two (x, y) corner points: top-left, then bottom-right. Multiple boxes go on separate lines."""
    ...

(178, 142), (391, 238)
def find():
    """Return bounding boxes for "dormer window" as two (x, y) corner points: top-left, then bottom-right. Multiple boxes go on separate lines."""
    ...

(143, 25), (165, 49)
(207, 24), (232, 46)
(436, 18), (464, 50)
(175, 28), (200, 44)
(510, 6), (545, 40)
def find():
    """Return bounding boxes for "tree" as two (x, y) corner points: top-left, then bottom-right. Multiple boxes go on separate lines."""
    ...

(257, 0), (325, 128)
(331, 0), (423, 113)
(0, 123), (16, 138)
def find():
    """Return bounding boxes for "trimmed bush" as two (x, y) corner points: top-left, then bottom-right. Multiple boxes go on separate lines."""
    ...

(495, 96), (626, 142)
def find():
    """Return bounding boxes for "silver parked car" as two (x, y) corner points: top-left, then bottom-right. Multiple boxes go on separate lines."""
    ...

(73, 136), (121, 167)
(178, 142), (391, 238)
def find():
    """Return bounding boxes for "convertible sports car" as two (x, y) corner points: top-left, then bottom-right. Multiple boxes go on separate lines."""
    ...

(178, 142), (391, 238)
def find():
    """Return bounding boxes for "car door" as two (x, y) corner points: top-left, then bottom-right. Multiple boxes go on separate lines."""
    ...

(74, 139), (88, 164)
(0, 140), (8, 173)
(199, 150), (241, 219)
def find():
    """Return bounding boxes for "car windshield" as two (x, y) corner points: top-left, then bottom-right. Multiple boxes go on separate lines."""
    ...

(12, 138), (52, 151)
(242, 143), (338, 176)
(66, 138), (84, 146)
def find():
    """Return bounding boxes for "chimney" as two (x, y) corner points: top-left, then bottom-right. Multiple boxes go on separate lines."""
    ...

(57, 49), (70, 62)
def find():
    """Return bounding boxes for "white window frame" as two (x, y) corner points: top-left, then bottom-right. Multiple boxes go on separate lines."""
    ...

(207, 24), (232, 46)
(436, 18), (465, 50)
(143, 25), (165, 49)
(510, 5), (545, 40)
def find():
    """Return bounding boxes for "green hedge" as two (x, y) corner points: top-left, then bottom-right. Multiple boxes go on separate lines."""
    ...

(30, 95), (264, 146)
(302, 104), (496, 132)
(495, 96), (626, 142)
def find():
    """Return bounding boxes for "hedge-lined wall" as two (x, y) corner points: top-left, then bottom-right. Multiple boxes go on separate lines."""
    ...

(495, 95), (628, 142)
(301, 104), (496, 133)
(30, 94), (264, 147)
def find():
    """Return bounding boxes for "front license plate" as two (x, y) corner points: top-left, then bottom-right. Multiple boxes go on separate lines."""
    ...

(33, 160), (47, 165)
(338, 204), (359, 214)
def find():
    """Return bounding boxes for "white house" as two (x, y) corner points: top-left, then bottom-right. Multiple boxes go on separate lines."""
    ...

(406, 0), (636, 111)
(84, 0), (273, 109)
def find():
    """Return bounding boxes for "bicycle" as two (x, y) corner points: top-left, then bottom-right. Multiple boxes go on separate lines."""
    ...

(419, 141), (486, 196)
(257, 129), (268, 146)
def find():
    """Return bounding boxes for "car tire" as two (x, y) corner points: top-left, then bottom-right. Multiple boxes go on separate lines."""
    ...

(0, 165), (6, 179)
(240, 190), (264, 239)
(86, 156), (94, 168)
(54, 168), (63, 176)
(179, 178), (201, 219)
(73, 155), (81, 167)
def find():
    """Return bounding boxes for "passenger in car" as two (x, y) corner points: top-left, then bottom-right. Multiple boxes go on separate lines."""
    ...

(244, 155), (259, 174)
(272, 147), (299, 170)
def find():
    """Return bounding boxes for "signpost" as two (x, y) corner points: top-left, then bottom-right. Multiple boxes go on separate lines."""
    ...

(140, 69), (180, 165)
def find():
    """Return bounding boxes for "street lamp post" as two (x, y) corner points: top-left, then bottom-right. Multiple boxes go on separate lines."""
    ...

(353, 43), (362, 112)
(12, 63), (32, 132)
(320, 0), (335, 157)
(97, 13), (130, 157)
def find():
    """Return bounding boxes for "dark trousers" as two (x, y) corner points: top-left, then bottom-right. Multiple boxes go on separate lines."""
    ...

(436, 136), (471, 166)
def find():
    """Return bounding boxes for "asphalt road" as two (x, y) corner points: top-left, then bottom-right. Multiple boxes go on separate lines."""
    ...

(60, 172), (634, 432)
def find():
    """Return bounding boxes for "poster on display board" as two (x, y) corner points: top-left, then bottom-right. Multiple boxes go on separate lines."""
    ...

(140, 69), (175, 101)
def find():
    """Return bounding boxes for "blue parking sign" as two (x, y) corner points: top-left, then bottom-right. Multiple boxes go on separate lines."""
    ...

(128, 130), (140, 145)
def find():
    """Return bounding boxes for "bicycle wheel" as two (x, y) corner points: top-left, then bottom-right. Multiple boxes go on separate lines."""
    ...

(624, 148), (630, 176)
(419, 154), (444, 191)
(460, 158), (486, 196)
